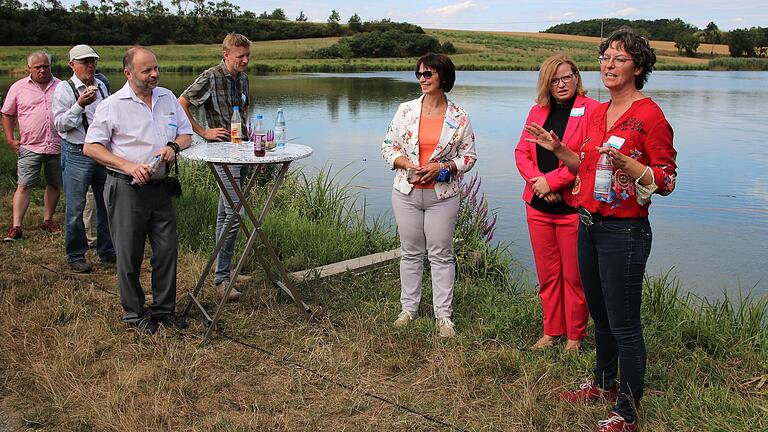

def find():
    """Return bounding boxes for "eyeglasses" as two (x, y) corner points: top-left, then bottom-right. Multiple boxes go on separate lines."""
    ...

(415, 70), (434, 80)
(598, 55), (633, 66)
(550, 72), (576, 87)
(74, 58), (98, 65)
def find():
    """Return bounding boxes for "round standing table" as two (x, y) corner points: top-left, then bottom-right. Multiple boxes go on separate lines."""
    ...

(180, 142), (313, 342)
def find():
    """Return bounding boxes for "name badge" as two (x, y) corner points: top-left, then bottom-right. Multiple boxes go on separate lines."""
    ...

(606, 135), (625, 149)
(570, 107), (585, 117)
(445, 116), (459, 129)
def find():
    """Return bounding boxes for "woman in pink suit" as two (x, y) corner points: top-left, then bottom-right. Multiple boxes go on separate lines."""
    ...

(515, 54), (600, 352)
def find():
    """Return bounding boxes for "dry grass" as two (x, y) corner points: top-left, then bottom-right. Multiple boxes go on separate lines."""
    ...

(1, 192), (765, 431)
(496, 31), (731, 56)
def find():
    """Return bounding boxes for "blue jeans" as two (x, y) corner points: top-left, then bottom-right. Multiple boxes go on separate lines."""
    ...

(61, 140), (114, 263)
(214, 164), (250, 285)
(578, 216), (652, 423)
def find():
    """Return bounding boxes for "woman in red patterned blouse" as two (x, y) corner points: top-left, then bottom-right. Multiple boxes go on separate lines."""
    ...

(525, 28), (677, 432)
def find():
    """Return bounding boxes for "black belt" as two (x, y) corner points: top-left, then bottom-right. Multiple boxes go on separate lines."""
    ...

(578, 207), (622, 226)
(108, 170), (164, 187)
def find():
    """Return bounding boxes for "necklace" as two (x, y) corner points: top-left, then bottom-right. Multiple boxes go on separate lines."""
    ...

(422, 102), (446, 118)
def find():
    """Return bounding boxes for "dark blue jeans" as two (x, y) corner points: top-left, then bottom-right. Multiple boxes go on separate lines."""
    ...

(578, 216), (652, 423)
(61, 140), (114, 263)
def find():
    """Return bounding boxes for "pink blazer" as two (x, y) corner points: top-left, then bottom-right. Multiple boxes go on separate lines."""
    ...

(514, 95), (600, 208)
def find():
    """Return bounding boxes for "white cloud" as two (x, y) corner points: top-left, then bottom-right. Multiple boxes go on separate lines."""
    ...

(426, 1), (481, 17)
(563, 12), (576, 18)
(610, 7), (639, 17)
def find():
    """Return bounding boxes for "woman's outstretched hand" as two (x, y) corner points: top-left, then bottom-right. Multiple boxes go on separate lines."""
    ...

(524, 122), (563, 153)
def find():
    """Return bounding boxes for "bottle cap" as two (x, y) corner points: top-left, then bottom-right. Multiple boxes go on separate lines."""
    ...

(233, 106), (239, 111)
(256, 114), (263, 119)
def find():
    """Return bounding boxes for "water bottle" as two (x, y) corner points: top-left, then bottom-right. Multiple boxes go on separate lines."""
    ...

(274, 108), (286, 149)
(252, 114), (265, 157)
(230, 106), (242, 144)
(131, 155), (161, 185)
(594, 141), (614, 203)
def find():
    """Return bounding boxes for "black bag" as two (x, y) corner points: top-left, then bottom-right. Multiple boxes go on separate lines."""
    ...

(163, 157), (182, 198)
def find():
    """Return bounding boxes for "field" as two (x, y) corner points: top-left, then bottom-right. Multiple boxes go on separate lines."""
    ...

(0, 29), (726, 75)
(0, 134), (766, 430)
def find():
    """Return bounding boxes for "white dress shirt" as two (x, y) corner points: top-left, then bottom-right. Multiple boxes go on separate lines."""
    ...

(52, 74), (108, 144)
(85, 82), (193, 175)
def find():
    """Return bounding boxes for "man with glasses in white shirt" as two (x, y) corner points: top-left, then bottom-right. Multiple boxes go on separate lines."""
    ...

(84, 47), (193, 334)
(52, 44), (114, 273)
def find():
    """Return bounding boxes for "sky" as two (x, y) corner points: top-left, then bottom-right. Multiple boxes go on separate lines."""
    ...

(55, 1), (765, 32)
(213, 1), (763, 32)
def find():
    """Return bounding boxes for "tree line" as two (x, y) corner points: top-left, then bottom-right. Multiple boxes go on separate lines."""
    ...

(0, 0), (433, 49)
(544, 18), (768, 58)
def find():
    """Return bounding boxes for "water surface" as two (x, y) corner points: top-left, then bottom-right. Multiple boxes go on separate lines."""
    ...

(3, 70), (765, 298)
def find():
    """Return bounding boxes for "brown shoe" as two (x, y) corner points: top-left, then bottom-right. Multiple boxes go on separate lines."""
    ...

(216, 281), (241, 301)
(530, 335), (556, 351)
(3, 226), (22, 242)
(40, 219), (62, 233)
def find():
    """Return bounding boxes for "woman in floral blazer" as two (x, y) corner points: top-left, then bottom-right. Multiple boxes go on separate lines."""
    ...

(380, 53), (476, 338)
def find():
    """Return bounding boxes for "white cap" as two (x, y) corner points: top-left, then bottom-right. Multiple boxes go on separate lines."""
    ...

(69, 45), (100, 61)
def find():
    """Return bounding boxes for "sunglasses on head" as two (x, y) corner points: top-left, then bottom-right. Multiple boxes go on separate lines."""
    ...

(415, 70), (433, 80)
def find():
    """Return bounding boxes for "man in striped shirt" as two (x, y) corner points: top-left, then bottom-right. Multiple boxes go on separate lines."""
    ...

(179, 33), (251, 301)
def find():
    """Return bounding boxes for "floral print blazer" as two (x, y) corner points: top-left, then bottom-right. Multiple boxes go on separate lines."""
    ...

(381, 95), (477, 200)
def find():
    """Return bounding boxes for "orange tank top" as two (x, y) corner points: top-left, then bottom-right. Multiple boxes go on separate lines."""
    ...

(414, 116), (443, 189)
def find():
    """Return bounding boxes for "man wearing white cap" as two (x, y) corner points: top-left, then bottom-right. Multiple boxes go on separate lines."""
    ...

(52, 44), (114, 273)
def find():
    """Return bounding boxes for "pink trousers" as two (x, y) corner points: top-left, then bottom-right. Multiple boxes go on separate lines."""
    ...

(526, 205), (588, 340)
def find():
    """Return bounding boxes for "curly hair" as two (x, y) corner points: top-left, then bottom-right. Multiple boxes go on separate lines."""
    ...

(599, 27), (657, 90)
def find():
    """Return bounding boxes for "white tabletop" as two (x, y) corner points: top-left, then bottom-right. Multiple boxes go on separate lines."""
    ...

(180, 141), (313, 164)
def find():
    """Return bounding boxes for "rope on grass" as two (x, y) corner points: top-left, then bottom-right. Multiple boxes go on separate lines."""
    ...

(38, 266), (468, 430)
(219, 332), (470, 432)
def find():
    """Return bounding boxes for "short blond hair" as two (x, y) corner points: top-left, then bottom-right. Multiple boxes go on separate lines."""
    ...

(223, 33), (251, 52)
(536, 54), (587, 107)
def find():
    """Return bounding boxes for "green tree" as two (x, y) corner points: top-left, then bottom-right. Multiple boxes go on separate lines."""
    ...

(269, 8), (286, 20)
(209, 0), (239, 18)
(327, 9), (341, 33)
(727, 29), (756, 57)
(674, 32), (700, 56)
(348, 13), (362, 32)
(70, 0), (94, 13)
(295, 10), (307, 21)
(1, 0), (24, 9)
(702, 21), (721, 54)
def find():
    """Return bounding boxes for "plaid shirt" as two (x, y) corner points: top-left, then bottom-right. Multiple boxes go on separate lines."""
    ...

(181, 61), (249, 135)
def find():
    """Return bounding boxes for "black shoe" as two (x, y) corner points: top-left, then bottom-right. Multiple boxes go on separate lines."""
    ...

(99, 254), (116, 264)
(152, 314), (189, 329)
(69, 260), (93, 273)
(127, 316), (159, 335)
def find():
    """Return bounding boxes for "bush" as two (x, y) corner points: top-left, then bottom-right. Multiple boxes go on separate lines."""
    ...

(440, 41), (457, 54)
(313, 30), (441, 59)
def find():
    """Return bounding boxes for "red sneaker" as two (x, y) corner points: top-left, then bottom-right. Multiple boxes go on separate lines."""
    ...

(596, 411), (638, 432)
(3, 226), (22, 242)
(560, 382), (619, 403)
(41, 219), (62, 233)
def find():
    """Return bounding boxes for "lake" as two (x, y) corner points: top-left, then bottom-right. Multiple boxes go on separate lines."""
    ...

(2, 70), (766, 298)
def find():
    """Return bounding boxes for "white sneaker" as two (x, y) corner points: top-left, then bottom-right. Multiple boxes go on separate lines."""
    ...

(393, 310), (416, 327)
(436, 317), (456, 338)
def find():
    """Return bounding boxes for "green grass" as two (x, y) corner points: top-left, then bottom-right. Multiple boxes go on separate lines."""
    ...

(0, 29), (721, 75)
(709, 57), (768, 71)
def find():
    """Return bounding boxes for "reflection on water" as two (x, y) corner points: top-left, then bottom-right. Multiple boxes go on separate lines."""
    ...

(2, 70), (765, 298)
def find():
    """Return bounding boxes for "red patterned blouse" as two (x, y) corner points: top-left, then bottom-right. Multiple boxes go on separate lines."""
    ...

(573, 98), (677, 218)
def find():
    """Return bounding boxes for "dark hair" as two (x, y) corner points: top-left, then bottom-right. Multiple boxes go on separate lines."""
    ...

(599, 27), (656, 90)
(416, 53), (456, 92)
